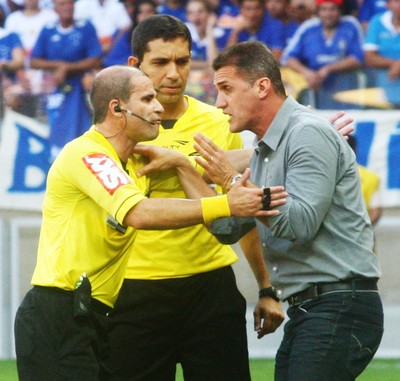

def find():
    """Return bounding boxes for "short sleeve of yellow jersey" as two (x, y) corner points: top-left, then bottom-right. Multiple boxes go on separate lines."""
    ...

(50, 131), (149, 225)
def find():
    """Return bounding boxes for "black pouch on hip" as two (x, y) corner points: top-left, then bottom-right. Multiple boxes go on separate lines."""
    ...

(73, 273), (92, 318)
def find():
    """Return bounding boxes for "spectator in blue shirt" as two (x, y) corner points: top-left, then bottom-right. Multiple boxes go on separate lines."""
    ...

(226, 0), (286, 61)
(185, 0), (230, 68)
(0, 27), (24, 80)
(30, 0), (102, 161)
(359, 0), (388, 30)
(157, 0), (187, 21)
(265, 0), (301, 47)
(363, 0), (400, 107)
(103, 0), (158, 68)
(281, 0), (364, 109)
(0, 25), (24, 114)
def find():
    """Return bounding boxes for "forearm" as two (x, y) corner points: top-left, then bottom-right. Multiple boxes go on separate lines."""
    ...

(30, 58), (65, 71)
(365, 51), (395, 69)
(226, 148), (253, 178)
(285, 57), (310, 76)
(239, 227), (272, 289)
(64, 57), (101, 76)
(1, 59), (23, 72)
(124, 198), (205, 229)
(3, 48), (24, 72)
(226, 28), (240, 47)
(176, 159), (216, 199)
(325, 56), (361, 73)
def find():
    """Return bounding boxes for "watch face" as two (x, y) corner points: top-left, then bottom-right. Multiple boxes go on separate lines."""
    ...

(231, 174), (243, 185)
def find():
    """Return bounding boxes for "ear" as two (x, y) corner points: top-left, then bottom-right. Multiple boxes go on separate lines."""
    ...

(257, 77), (271, 99)
(128, 56), (140, 67)
(110, 99), (121, 115)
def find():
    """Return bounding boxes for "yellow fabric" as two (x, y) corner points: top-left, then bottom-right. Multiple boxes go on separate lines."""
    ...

(201, 195), (231, 225)
(31, 129), (149, 307)
(358, 165), (380, 208)
(125, 95), (243, 279)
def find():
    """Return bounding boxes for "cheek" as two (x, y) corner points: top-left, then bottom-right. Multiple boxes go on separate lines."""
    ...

(179, 66), (190, 80)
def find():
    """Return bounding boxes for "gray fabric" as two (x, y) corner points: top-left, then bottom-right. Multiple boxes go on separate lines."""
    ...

(251, 96), (380, 300)
(210, 217), (256, 245)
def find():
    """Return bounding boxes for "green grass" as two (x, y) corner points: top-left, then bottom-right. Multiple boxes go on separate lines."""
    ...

(2, 358), (400, 380)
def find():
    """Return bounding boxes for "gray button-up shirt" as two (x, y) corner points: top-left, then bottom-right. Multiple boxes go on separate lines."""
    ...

(250, 96), (380, 299)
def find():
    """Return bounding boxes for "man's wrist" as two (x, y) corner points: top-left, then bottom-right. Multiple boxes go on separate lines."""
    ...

(201, 195), (231, 224)
(230, 173), (243, 186)
(259, 287), (280, 302)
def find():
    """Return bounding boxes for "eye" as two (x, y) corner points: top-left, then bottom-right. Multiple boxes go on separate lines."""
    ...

(143, 94), (154, 103)
(176, 57), (190, 66)
(152, 59), (168, 66)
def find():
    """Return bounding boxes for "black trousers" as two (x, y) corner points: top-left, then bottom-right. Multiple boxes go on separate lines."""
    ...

(102, 266), (251, 381)
(14, 286), (111, 381)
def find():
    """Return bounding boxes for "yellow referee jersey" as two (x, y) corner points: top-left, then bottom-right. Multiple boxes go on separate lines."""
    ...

(31, 129), (149, 307)
(124, 95), (243, 280)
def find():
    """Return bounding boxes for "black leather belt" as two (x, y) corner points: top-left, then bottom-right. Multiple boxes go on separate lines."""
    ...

(286, 279), (378, 307)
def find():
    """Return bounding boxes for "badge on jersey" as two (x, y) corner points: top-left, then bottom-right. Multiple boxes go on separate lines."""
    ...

(82, 153), (131, 195)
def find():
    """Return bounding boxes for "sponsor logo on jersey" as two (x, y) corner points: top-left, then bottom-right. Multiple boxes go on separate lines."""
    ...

(82, 154), (130, 195)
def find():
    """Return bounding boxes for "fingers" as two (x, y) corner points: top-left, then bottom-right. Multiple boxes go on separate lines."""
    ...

(136, 163), (155, 177)
(328, 110), (345, 124)
(132, 144), (151, 156)
(237, 168), (251, 185)
(193, 133), (222, 158)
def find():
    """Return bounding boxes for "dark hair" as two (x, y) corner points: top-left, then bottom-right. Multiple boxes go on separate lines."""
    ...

(238, 0), (265, 7)
(131, 14), (192, 62)
(213, 41), (287, 97)
(132, 0), (158, 27)
(90, 66), (142, 123)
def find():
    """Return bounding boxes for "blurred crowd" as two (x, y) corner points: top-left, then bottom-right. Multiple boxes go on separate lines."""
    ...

(0, 0), (399, 153)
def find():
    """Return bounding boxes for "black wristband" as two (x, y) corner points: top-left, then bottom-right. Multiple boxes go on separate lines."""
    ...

(259, 287), (279, 302)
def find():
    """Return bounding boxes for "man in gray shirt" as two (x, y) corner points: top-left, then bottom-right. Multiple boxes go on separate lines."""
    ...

(194, 41), (383, 381)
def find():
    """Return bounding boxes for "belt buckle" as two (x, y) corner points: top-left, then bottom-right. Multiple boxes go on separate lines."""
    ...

(288, 285), (319, 307)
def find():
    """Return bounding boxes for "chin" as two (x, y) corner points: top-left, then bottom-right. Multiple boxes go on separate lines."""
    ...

(229, 123), (242, 134)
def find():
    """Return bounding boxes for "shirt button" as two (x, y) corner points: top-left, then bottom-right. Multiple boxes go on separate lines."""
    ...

(276, 289), (282, 296)
(262, 242), (266, 248)
(272, 266), (278, 272)
(264, 158), (269, 163)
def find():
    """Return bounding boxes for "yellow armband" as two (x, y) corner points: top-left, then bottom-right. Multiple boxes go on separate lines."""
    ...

(201, 195), (231, 225)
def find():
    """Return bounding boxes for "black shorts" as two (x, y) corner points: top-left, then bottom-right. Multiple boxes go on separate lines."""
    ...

(103, 266), (251, 381)
(15, 286), (111, 381)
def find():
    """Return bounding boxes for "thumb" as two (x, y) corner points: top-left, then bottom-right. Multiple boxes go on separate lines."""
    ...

(236, 168), (251, 185)
(132, 144), (151, 156)
(136, 163), (155, 178)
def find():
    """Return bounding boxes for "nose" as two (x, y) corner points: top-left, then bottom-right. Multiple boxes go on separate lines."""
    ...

(214, 92), (226, 109)
(165, 62), (180, 80)
(154, 98), (164, 114)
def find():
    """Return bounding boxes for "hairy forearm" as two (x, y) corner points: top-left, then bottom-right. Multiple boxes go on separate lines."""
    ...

(176, 160), (216, 199)
(365, 51), (395, 69)
(226, 148), (253, 174)
(124, 198), (204, 230)
(239, 227), (271, 289)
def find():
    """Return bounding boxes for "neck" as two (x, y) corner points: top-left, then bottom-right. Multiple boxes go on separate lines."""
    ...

(160, 96), (188, 120)
(25, 8), (40, 15)
(60, 19), (74, 28)
(94, 125), (136, 162)
(254, 95), (285, 140)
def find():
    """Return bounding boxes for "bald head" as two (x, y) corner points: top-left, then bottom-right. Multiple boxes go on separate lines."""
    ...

(90, 66), (149, 124)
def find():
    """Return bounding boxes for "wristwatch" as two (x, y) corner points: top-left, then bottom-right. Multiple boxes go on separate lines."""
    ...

(230, 174), (243, 186)
(259, 287), (280, 302)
